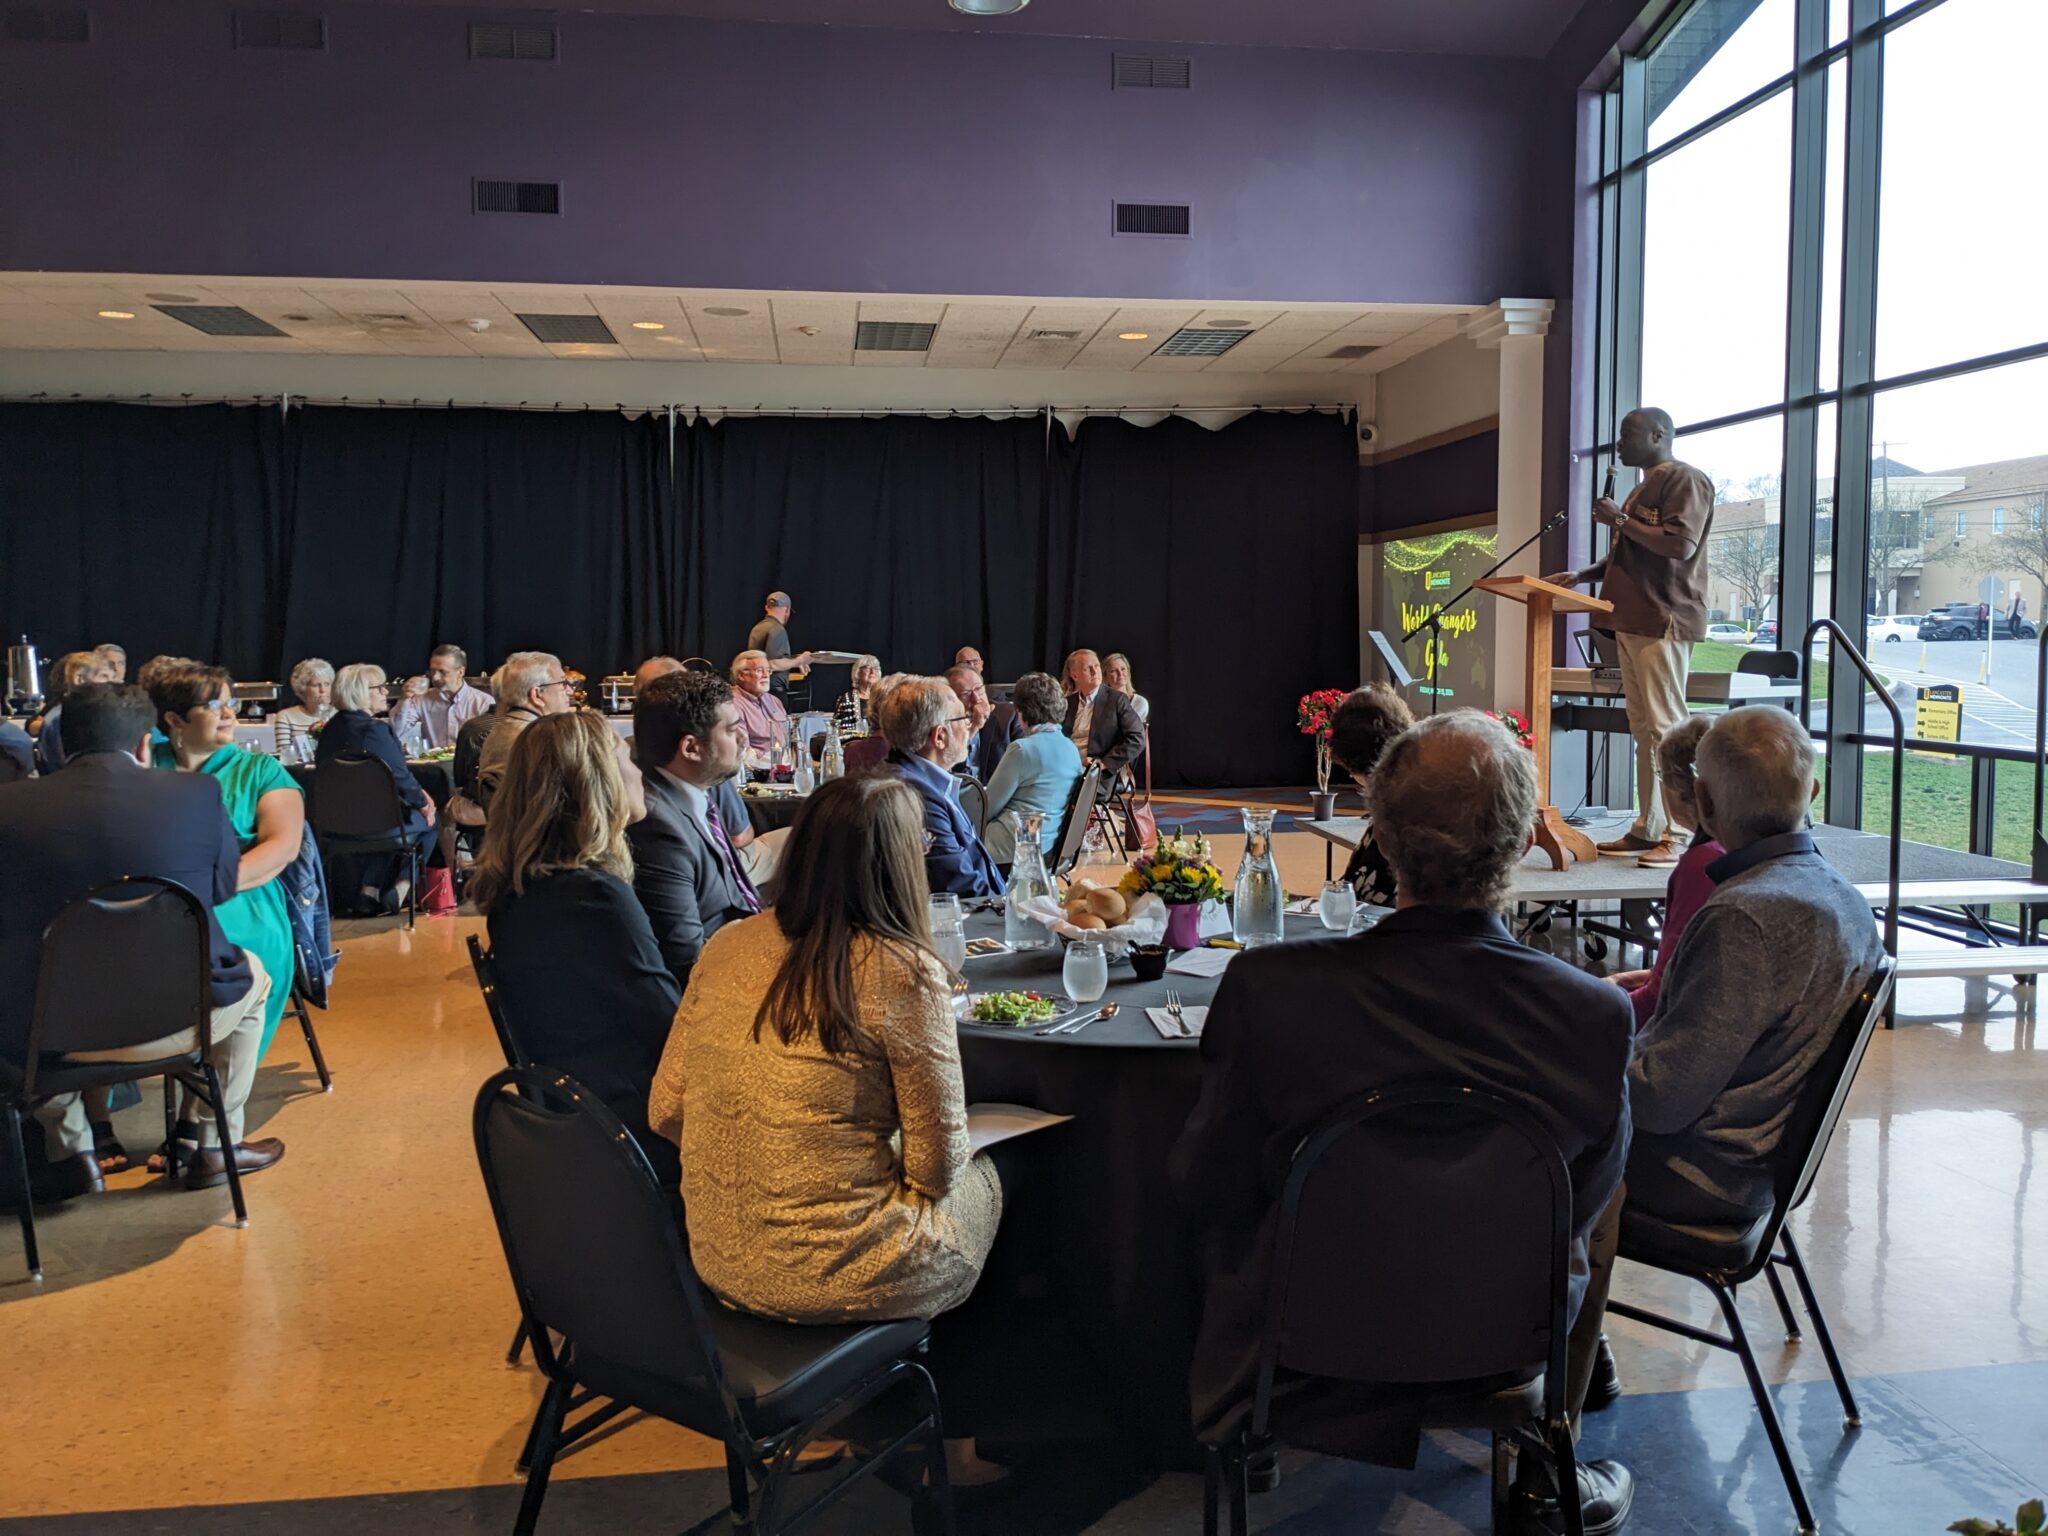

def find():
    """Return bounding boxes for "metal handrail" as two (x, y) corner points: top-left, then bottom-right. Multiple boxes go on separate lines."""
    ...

(1799, 618), (1902, 960)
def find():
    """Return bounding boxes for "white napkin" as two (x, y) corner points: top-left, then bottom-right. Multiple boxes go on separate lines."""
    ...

(1146, 1004), (1209, 1039)
(1165, 947), (1235, 978)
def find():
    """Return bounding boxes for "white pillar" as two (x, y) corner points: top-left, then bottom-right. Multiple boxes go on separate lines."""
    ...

(1468, 299), (1554, 714)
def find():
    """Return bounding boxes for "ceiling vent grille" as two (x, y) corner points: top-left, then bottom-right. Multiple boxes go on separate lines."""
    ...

(855, 321), (936, 353)
(1028, 329), (1082, 342)
(1113, 53), (1189, 89)
(154, 305), (288, 338)
(3, 6), (90, 41)
(470, 21), (557, 60)
(516, 313), (616, 345)
(1152, 326), (1249, 359)
(1326, 344), (1379, 360)
(474, 178), (561, 215)
(1113, 202), (1190, 238)
(234, 10), (325, 48)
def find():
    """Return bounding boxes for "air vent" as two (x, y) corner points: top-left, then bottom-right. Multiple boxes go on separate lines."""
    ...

(1113, 202), (1191, 238)
(1113, 53), (1190, 89)
(474, 178), (561, 215)
(3, 6), (90, 41)
(234, 10), (325, 49)
(516, 313), (616, 345)
(154, 305), (288, 338)
(1029, 329), (1082, 342)
(855, 321), (936, 353)
(1152, 327), (1250, 359)
(1326, 344), (1380, 360)
(470, 21), (557, 60)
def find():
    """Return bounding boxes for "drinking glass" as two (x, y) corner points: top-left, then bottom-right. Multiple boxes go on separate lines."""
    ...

(928, 893), (967, 972)
(1062, 939), (1109, 1004)
(1318, 879), (1358, 932)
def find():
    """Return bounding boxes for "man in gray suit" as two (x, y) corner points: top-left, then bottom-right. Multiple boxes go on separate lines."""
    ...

(629, 670), (761, 990)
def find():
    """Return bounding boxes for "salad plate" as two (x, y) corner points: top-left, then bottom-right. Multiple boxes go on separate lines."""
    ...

(956, 990), (1075, 1028)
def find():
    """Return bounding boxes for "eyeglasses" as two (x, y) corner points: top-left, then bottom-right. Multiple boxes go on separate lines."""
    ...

(945, 714), (972, 727)
(205, 698), (238, 715)
(542, 677), (574, 692)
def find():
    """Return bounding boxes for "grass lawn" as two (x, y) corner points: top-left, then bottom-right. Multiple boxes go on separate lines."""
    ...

(1691, 638), (1866, 699)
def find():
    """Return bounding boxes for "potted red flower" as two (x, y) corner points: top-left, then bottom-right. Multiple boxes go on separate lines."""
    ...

(1297, 688), (1351, 820)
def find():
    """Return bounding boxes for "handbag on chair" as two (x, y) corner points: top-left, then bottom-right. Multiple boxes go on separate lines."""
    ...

(1121, 731), (1157, 853)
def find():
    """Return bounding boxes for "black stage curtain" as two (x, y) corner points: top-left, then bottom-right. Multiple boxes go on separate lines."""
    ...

(0, 403), (288, 679)
(279, 407), (671, 679)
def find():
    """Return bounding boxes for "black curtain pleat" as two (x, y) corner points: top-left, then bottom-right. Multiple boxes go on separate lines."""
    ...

(0, 403), (286, 678)
(0, 402), (1356, 785)
(279, 407), (670, 679)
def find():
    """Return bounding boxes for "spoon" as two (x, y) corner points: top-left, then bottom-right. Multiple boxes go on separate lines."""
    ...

(1044, 1002), (1118, 1036)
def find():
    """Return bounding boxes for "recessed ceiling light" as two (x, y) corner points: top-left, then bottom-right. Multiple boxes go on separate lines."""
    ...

(950, 0), (1029, 12)
(98, 310), (135, 320)
(1118, 331), (1149, 341)
(702, 306), (750, 318)
(657, 334), (689, 343)
(1207, 319), (1253, 329)
(631, 321), (666, 331)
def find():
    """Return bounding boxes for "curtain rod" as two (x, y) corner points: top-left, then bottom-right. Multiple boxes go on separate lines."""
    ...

(0, 392), (1353, 417)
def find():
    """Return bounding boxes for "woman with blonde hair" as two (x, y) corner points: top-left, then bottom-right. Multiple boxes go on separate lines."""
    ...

(30, 648), (118, 774)
(1103, 652), (1149, 724)
(476, 710), (676, 1160)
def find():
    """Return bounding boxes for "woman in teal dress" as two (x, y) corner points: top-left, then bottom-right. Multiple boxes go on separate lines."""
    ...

(149, 663), (306, 1060)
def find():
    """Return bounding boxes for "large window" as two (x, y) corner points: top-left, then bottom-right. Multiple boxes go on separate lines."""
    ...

(1595, 0), (2048, 837)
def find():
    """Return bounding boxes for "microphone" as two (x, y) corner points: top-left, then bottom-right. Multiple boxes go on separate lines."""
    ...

(1601, 463), (1617, 503)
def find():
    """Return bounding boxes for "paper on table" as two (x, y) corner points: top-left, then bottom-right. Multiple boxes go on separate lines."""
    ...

(1165, 947), (1235, 978)
(1145, 1005), (1209, 1039)
(966, 1103), (1075, 1153)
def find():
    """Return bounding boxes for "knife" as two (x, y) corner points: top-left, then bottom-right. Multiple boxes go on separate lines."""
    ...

(1043, 1002), (1119, 1036)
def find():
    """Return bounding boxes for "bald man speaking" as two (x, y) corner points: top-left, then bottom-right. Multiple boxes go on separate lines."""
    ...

(1547, 407), (1715, 867)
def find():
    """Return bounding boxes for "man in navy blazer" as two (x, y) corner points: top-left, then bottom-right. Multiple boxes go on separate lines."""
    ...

(628, 670), (762, 990)
(0, 685), (281, 1198)
(947, 664), (1021, 784)
(877, 676), (1005, 899)
(1169, 712), (1635, 1529)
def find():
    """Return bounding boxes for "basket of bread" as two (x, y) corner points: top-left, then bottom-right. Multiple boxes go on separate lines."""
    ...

(1016, 876), (1167, 951)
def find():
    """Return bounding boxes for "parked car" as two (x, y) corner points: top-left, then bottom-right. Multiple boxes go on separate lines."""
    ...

(1867, 615), (1920, 643)
(1751, 621), (1779, 645)
(1918, 604), (2038, 641)
(1705, 622), (1752, 643)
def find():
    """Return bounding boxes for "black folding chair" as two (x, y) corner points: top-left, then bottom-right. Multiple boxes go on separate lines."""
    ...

(285, 949), (334, 1094)
(1201, 1086), (1585, 1536)
(0, 877), (244, 1282)
(473, 1067), (954, 1535)
(465, 935), (541, 1371)
(956, 777), (989, 838)
(310, 752), (421, 930)
(682, 657), (718, 675)
(1607, 961), (1896, 1536)
(1048, 765), (1103, 879)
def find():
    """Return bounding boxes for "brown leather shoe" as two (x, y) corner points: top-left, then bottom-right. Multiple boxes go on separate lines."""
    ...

(1637, 840), (1683, 867)
(1596, 832), (1661, 858)
(5, 1152), (106, 1207)
(182, 1138), (286, 1190)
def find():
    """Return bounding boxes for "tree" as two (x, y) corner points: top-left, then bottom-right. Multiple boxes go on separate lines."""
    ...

(1965, 492), (2048, 599)
(1716, 523), (1776, 620)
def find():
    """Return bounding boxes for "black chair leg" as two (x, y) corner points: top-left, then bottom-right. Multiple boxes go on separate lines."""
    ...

(294, 991), (333, 1093)
(1779, 1229), (1861, 1428)
(1202, 1445), (1222, 1536)
(1763, 1262), (1803, 1339)
(161, 1076), (181, 1182)
(507, 1318), (530, 1368)
(724, 1445), (756, 1535)
(1228, 1444), (1250, 1536)
(403, 849), (417, 932)
(1489, 1432), (1512, 1535)
(1712, 1281), (1817, 1534)
(4, 1109), (40, 1282)
(1549, 1419), (1586, 1536)
(513, 1378), (570, 1536)
(201, 1062), (249, 1228)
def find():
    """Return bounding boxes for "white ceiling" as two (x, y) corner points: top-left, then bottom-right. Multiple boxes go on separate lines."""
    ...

(0, 274), (1476, 378)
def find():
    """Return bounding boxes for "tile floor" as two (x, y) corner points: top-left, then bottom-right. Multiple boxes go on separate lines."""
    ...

(3, 828), (2045, 1534)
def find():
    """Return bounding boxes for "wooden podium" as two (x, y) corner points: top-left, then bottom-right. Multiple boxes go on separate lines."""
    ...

(1474, 575), (1614, 870)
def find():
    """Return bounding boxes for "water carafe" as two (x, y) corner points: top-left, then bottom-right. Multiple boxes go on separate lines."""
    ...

(1232, 807), (1285, 948)
(819, 721), (845, 782)
(1004, 812), (1054, 950)
(5, 638), (40, 716)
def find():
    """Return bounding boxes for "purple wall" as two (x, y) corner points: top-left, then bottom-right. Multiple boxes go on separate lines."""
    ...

(0, 1), (1542, 304)
(1367, 431), (1502, 536)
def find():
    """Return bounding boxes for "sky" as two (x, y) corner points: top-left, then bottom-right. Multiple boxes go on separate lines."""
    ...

(1633, 0), (2046, 489)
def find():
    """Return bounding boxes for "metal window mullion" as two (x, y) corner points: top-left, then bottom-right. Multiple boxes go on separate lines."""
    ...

(1825, 0), (1885, 829)
(1611, 55), (1647, 476)
(1778, 0), (1831, 649)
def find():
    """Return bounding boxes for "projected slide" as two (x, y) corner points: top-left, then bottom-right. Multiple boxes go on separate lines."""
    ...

(1380, 524), (1496, 710)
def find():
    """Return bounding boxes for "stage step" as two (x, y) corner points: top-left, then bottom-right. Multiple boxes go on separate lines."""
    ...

(1895, 945), (2048, 980)
(1856, 879), (2048, 909)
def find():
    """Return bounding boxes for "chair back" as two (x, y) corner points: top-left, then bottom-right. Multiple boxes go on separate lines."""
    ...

(466, 935), (526, 1069)
(1776, 960), (1896, 1228)
(957, 776), (989, 837)
(473, 1067), (747, 1450)
(682, 657), (718, 675)
(27, 877), (213, 1080)
(1049, 764), (1103, 878)
(1250, 1085), (1574, 1437)
(843, 734), (891, 774)
(311, 752), (407, 843)
(1737, 648), (1803, 682)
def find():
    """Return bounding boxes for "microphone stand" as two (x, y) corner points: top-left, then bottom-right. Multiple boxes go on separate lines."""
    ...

(1401, 509), (1569, 717)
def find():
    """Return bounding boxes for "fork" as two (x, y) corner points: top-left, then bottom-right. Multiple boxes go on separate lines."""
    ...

(1165, 990), (1187, 1038)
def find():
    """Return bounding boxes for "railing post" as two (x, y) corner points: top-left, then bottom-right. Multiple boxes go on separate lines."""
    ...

(1968, 754), (1996, 859)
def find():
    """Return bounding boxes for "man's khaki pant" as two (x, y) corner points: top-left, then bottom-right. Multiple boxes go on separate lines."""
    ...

(1616, 629), (1692, 842)
(35, 954), (273, 1156)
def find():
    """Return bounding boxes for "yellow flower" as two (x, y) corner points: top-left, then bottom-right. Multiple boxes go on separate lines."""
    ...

(1119, 870), (1145, 896)
(1149, 862), (1175, 882)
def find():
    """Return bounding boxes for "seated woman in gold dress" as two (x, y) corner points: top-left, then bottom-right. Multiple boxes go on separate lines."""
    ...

(649, 772), (1002, 1325)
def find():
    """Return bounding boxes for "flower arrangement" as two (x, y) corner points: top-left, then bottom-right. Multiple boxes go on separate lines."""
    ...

(1488, 708), (1536, 750)
(1121, 826), (1227, 908)
(1297, 688), (1350, 793)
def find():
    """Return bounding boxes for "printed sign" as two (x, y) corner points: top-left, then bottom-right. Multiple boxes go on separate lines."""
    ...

(1913, 683), (1961, 756)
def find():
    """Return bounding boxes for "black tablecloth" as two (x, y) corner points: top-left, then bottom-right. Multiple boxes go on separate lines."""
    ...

(739, 790), (807, 837)
(954, 909), (1330, 1466)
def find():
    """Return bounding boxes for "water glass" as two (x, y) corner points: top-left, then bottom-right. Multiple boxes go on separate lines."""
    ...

(1062, 939), (1109, 1004)
(1318, 879), (1358, 932)
(928, 893), (967, 972)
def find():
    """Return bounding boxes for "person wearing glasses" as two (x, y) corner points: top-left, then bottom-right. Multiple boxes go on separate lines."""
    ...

(946, 664), (1020, 784)
(876, 676), (1004, 898)
(389, 643), (493, 752)
(472, 652), (579, 812)
(318, 662), (438, 913)
(729, 649), (788, 753)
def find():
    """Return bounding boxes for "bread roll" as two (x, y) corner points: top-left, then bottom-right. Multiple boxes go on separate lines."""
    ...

(1069, 913), (1107, 930)
(1084, 887), (1128, 924)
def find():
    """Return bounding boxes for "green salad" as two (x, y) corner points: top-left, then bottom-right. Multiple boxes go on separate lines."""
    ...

(966, 990), (1064, 1025)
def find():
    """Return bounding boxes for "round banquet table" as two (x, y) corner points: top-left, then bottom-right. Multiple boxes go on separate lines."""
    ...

(285, 757), (455, 815)
(952, 907), (1334, 1467)
(738, 788), (807, 836)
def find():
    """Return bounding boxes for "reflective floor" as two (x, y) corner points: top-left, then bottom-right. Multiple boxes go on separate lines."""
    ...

(3, 828), (2045, 1533)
